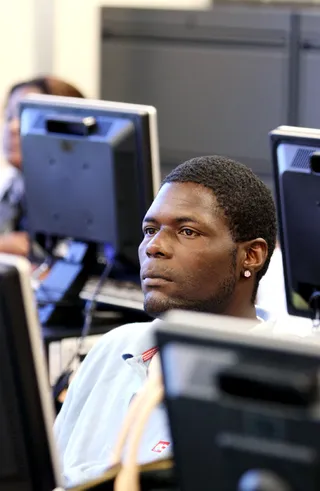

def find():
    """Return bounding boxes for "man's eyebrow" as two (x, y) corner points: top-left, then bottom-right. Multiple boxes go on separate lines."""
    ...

(174, 216), (202, 225)
(142, 216), (158, 224)
(143, 216), (202, 225)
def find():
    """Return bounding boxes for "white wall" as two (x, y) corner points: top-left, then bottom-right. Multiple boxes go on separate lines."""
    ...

(0, 0), (53, 168)
(0, 0), (53, 109)
(53, 0), (211, 99)
(0, 1), (34, 167)
(0, 1), (34, 110)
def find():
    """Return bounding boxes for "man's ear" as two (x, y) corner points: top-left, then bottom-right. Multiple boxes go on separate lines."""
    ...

(241, 238), (268, 275)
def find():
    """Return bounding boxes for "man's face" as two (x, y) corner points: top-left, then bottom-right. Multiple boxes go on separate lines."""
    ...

(139, 182), (240, 317)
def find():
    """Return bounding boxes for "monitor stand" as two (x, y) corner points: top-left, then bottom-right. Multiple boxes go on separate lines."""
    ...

(36, 241), (100, 327)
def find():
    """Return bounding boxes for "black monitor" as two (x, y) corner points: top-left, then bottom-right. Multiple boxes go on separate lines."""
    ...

(20, 94), (160, 269)
(270, 126), (320, 322)
(0, 254), (62, 491)
(156, 310), (320, 491)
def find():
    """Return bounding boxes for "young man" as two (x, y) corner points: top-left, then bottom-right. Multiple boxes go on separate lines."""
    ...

(54, 156), (277, 486)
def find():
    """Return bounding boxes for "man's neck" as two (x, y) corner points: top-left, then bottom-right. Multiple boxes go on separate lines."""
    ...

(223, 302), (257, 320)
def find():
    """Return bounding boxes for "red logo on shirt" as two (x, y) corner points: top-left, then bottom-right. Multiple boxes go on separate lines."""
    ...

(152, 441), (170, 453)
(142, 347), (159, 362)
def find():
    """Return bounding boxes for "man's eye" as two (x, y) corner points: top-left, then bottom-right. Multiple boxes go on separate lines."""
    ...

(144, 227), (156, 236)
(180, 228), (199, 237)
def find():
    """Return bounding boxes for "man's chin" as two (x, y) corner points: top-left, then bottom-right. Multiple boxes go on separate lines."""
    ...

(143, 291), (175, 318)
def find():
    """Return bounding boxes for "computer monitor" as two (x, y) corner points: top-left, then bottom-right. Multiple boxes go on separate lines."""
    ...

(270, 126), (320, 321)
(0, 254), (62, 491)
(156, 310), (320, 491)
(20, 95), (160, 325)
(20, 94), (161, 269)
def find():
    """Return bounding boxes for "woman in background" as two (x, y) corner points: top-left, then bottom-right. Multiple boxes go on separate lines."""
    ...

(0, 76), (84, 255)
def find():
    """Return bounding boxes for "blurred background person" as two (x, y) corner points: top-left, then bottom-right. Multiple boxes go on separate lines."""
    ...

(0, 76), (84, 256)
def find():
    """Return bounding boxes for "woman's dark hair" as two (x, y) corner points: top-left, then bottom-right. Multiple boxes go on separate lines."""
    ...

(7, 76), (85, 100)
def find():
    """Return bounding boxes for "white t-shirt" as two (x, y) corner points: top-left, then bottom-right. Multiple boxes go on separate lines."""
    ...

(54, 320), (171, 487)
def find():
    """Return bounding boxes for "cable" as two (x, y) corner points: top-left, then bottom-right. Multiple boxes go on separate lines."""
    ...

(52, 260), (114, 407)
(52, 241), (116, 407)
(56, 260), (114, 378)
(114, 373), (164, 491)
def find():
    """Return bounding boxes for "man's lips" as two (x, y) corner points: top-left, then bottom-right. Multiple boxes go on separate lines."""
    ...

(142, 273), (172, 281)
(141, 272), (173, 287)
(143, 277), (172, 287)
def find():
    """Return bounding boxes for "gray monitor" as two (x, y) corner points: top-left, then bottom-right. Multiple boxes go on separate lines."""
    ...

(20, 94), (160, 268)
(270, 126), (320, 322)
(156, 310), (320, 491)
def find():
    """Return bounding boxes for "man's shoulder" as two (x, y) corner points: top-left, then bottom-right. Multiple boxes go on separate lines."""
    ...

(100, 319), (156, 348)
(112, 319), (155, 338)
(251, 314), (313, 340)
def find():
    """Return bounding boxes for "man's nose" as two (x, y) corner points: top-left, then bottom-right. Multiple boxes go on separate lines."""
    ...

(145, 230), (173, 259)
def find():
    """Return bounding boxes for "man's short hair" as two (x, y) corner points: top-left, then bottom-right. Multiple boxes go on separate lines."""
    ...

(162, 155), (277, 292)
